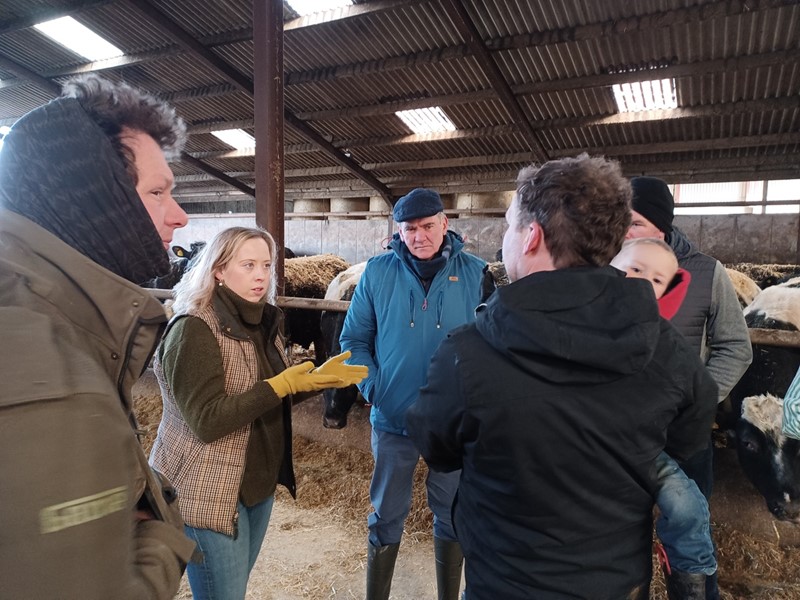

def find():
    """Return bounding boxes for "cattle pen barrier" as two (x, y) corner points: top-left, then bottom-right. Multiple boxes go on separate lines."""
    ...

(146, 289), (800, 342)
(748, 329), (800, 348)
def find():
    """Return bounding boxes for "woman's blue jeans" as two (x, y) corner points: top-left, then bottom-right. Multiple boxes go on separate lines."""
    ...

(184, 496), (275, 600)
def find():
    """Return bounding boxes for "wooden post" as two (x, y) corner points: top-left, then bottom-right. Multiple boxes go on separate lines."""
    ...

(253, 0), (286, 293)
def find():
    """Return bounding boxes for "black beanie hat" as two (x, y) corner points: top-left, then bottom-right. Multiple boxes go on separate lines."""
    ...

(630, 176), (674, 235)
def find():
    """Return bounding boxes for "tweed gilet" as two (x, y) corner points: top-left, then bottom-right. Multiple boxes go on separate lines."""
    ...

(151, 304), (279, 535)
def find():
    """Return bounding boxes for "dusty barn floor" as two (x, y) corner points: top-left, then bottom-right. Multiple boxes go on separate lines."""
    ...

(133, 369), (800, 600)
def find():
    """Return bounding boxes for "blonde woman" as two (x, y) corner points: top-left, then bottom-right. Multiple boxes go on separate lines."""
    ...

(150, 226), (366, 600)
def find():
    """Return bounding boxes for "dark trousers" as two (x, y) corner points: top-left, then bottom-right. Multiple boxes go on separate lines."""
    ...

(679, 438), (714, 500)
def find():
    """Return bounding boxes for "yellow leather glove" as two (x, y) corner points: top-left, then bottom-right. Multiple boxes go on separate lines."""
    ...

(266, 361), (344, 398)
(313, 351), (368, 387)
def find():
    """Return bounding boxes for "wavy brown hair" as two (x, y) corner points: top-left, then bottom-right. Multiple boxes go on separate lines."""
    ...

(61, 73), (186, 186)
(514, 154), (632, 268)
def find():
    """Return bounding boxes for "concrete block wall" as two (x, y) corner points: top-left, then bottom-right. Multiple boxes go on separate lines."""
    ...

(171, 213), (257, 250)
(284, 218), (392, 264)
(674, 214), (800, 264)
(172, 213), (800, 268)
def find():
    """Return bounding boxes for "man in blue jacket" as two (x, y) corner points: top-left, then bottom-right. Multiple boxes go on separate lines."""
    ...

(340, 188), (485, 600)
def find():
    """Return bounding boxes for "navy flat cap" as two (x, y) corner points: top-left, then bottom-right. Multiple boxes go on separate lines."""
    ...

(392, 188), (444, 223)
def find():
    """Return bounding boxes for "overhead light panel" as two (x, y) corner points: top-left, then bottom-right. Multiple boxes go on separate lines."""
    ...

(211, 129), (256, 150)
(34, 16), (123, 62)
(613, 78), (677, 113)
(287, 0), (353, 17)
(0, 125), (10, 151)
(396, 107), (457, 134)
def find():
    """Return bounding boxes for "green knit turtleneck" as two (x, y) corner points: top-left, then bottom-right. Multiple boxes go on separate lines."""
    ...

(218, 285), (285, 506)
(217, 283), (265, 325)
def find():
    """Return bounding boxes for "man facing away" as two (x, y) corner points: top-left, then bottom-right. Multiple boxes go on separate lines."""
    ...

(0, 74), (195, 599)
(626, 176), (751, 600)
(339, 188), (485, 600)
(406, 154), (718, 600)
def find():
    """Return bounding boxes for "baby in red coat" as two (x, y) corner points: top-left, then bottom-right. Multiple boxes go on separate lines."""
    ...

(611, 237), (716, 595)
(611, 237), (691, 319)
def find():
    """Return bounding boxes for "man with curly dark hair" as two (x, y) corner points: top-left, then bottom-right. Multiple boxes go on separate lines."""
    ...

(407, 154), (718, 600)
(0, 74), (194, 599)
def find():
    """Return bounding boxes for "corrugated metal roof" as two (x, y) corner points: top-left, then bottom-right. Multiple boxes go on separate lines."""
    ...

(0, 0), (797, 212)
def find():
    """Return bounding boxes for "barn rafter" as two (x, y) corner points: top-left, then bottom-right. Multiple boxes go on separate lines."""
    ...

(0, 0), (796, 211)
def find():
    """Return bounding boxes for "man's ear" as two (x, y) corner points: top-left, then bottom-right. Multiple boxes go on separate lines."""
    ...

(523, 222), (544, 254)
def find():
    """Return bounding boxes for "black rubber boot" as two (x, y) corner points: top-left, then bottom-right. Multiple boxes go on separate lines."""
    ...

(665, 569), (707, 600)
(366, 541), (400, 600)
(705, 569), (720, 600)
(434, 537), (464, 600)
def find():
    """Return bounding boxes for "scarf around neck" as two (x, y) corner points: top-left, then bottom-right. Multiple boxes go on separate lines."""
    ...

(390, 230), (456, 283)
(0, 97), (170, 284)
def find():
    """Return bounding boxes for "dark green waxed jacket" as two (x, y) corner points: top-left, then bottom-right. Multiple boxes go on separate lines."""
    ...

(0, 209), (195, 599)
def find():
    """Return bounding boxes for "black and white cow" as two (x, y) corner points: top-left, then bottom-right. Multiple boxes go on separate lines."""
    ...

(320, 262), (367, 429)
(145, 241), (206, 289)
(736, 394), (800, 522)
(726, 277), (800, 520)
(728, 277), (800, 414)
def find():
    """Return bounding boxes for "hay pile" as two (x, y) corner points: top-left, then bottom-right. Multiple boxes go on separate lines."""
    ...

(726, 263), (800, 289)
(132, 368), (162, 456)
(279, 436), (433, 542)
(284, 254), (350, 298)
(712, 522), (800, 599)
(283, 255), (351, 352)
(283, 435), (800, 599)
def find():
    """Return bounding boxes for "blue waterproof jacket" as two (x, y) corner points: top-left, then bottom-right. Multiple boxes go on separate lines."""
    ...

(340, 232), (485, 434)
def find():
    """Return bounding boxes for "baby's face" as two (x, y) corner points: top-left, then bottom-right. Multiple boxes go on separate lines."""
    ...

(611, 244), (678, 299)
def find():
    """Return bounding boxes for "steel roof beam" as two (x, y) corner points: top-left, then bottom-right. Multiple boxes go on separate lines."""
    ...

(124, 0), (392, 205)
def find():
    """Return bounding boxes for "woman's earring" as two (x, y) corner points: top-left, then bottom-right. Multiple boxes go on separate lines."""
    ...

(218, 280), (223, 287)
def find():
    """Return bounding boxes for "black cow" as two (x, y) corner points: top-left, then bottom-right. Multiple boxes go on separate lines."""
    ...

(282, 254), (350, 365)
(319, 262), (367, 428)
